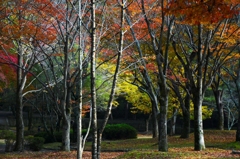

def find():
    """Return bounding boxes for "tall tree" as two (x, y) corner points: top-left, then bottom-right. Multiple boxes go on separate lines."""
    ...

(0, 0), (57, 151)
(168, 0), (239, 150)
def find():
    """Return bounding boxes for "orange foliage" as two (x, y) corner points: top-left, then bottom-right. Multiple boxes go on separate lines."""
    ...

(167, 0), (239, 25)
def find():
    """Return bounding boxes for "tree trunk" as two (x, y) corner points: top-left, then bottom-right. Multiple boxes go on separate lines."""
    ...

(14, 41), (25, 152)
(14, 94), (24, 151)
(236, 97), (240, 141)
(170, 107), (177, 136)
(151, 99), (158, 138)
(180, 94), (190, 138)
(193, 93), (205, 150)
(158, 92), (169, 152)
(61, 114), (71, 151)
(91, 0), (97, 157)
(212, 89), (224, 130)
(62, 88), (71, 151)
(96, 1), (125, 157)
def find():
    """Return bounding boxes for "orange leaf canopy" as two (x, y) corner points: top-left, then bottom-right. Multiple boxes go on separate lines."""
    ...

(167, 0), (239, 24)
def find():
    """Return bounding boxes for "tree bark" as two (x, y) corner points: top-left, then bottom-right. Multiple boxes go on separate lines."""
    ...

(151, 99), (158, 138)
(212, 89), (224, 130)
(90, 0), (98, 157)
(158, 83), (169, 152)
(14, 41), (25, 152)
(193, 25), (205, 151)
(193, 92), (205, 150)
(180, 94), (191, 138)
(96, 1), (125, 158)
(170, 107), (177, 136)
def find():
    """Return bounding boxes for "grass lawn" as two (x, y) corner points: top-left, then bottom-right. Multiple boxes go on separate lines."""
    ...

(0, 130), (240, 158)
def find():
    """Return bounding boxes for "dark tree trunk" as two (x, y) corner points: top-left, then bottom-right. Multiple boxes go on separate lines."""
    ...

(151, 99), (158, 138)
(14, 94), (24, 151)
(170, 107), (177, 136)
(180, 94), (191, 138)
(61, 86), (72, 151)
(158, 91), (169, 152)
(212, 89), (224, 130)
(236, 109), (240, 141)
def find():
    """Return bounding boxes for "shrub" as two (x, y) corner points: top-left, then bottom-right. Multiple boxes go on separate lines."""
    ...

(53, 131), (62, 142)
(34, 132), (55, 143)
(34, 129), (89, 143)
(0, 130), (16, 152)
(103, 124), (137, 140)
(25, 136), (45, 151)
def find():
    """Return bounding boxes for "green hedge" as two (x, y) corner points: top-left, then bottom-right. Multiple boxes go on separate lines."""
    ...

(103, 124), (137, 140)
(25, 136), (45, 151)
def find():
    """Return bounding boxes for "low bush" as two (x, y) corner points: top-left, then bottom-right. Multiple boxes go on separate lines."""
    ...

(103, 124), (137, 140)
(34, 129), (90, 143)
(25, 136), (45, 151)
(34, 132), (55, 143)
(0, 130), (16, 152)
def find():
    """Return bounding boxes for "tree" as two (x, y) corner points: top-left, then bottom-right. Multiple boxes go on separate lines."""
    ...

(0, 0), (57, 151)
(168, 0), (239, 150)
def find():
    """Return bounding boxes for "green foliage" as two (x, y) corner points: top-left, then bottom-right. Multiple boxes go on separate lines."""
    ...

(103, 124), (137, 140)
(25, 135), (45, 151)
(34, 132), (54, 143)
(34, 130), (86, 143)
(0, 130), (15, 152)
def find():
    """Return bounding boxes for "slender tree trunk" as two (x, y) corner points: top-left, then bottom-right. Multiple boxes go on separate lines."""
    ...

(91, 0), (98, 157)
(180, 94), (190, 138)
(170, 107), (177, 136)
(14, 41), (25, 152)
(76, 1), (84, 156)
(212, 89), (224, 130)
(236, 101), (240, 141)
(15, 92), (24, 151)
(62, 89), (71, 151)
(151, 99), (158, 138)
(96, 1), (125, 158)
(235, 62), (240, 141)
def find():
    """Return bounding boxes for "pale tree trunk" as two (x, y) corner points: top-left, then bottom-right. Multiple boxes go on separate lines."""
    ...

(193, 25), (205, 151)
(14, 41), (26, 152)
(97, 1), (125, 158)
(193, 91), (205, 150)
(90, 0), (98, 157)
(77, 0), (84, 157)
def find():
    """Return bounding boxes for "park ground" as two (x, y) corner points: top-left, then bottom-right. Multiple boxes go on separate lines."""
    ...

(1, 130), (240, 158)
